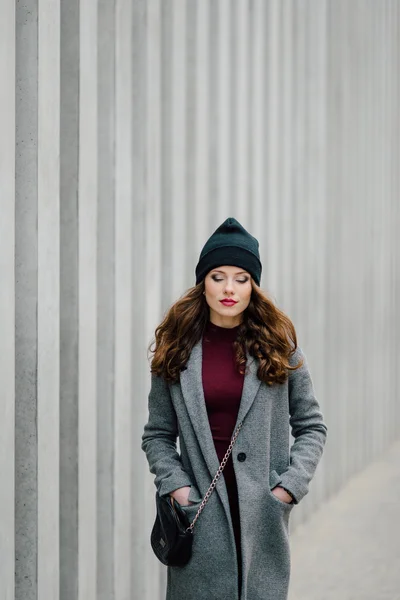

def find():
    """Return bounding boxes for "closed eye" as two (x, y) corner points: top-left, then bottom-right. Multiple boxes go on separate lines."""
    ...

(211, 276), (249, 283)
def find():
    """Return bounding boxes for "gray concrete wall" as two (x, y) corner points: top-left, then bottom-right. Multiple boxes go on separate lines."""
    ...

(1, 1), (399, 598)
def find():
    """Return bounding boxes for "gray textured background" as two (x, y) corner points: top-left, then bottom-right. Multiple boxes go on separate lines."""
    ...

(1, 1), (399, 599)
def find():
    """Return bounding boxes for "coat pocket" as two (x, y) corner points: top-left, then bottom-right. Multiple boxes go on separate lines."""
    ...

(178, 498), (203, 529)
(176, 485), (202, 520)
(269, 469), (283, 490)
(268, 469), (293, 510)
(187, 484), (203, 505)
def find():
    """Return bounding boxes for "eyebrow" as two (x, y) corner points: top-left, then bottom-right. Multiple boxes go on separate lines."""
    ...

(211, 269), (249, 275)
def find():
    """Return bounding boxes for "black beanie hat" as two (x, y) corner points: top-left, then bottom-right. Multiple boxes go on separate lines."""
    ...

(195, 217), (262, 285)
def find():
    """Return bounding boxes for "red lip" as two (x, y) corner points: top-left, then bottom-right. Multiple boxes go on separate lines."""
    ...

(220, 300), (238, 306)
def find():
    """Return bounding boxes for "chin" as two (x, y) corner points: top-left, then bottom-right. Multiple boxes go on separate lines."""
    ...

(216, 306), (242, 318)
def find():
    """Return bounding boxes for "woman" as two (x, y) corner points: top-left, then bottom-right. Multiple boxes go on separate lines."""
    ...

(141, 217), (327, 600)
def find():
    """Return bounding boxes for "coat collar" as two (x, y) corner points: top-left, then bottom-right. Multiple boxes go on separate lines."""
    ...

(179, 337), (262, 514)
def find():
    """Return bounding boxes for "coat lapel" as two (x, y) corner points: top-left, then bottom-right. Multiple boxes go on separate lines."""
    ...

(179, 336), (262, 521)
(235, 350), (262, 427)
(179, 339), (220, 480)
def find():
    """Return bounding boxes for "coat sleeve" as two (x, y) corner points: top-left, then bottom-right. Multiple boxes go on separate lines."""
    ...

(278, 345), (328, 504)
(141, 372), (194, 498)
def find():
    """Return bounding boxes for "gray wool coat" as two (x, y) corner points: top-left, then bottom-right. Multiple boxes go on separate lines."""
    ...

(141, 340), (327, 600)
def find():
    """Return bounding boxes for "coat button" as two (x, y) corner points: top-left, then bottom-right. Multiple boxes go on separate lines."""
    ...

(237, 452), (246, 462)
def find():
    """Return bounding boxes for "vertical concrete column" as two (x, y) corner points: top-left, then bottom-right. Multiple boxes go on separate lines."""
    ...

(216, 0), (231, 222)
(131, 1), (150, 597)
(97, 0), (116, 597)
(384, 0), (393, 441)
(78, 0), (98, 598)
(15, 2), (38, 598)
(294, 0), (310, 334)
(193, 0), (211, 257)
(249, 0), (266, 243)
(0, 2), (15, 599)
(279, 0), (294, 311)
(344, 0), (359, 475)
(337, 0), (348, 484)
(392, 2), (400, 435)
(144, 1), (164, 597)
(185, 0), (198, 277)
(170, 0), (188, 299)
(309, 0), (328, 511)
(372, 0), (384, 457)
(160, 0), (172, 306)
(362, 0), (374, 465)
(234, 0), (249, 223)
(368, 0), (381, 460)
(378, 2), (389, 451)
(37, 0), (60, 597)
(60, 0), (80, 597)
(114, 0), (133, 597)
(325, 0), (342, 494)
(353, 0), (365, 473)
(207, 1), (219, 227)
(265, 0), (281, 298)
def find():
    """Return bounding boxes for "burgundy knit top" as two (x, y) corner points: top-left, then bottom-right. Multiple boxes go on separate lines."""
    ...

(202, 319), (244, 567)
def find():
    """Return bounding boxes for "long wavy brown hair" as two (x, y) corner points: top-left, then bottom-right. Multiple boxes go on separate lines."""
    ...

(149, 278), (303, 385)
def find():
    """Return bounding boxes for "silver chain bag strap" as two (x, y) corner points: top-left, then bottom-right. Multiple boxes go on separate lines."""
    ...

(185, 420), (243, 533)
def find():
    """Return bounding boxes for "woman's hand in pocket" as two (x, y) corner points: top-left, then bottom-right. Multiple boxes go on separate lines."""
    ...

(271, 486), (293, 504)
(170, 486), (194, 507)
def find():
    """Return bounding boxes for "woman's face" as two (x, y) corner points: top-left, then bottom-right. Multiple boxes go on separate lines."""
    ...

(204, 265), (252, 327)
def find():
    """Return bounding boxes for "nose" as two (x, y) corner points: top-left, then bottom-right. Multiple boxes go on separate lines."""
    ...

(224, 279), (235, 294)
